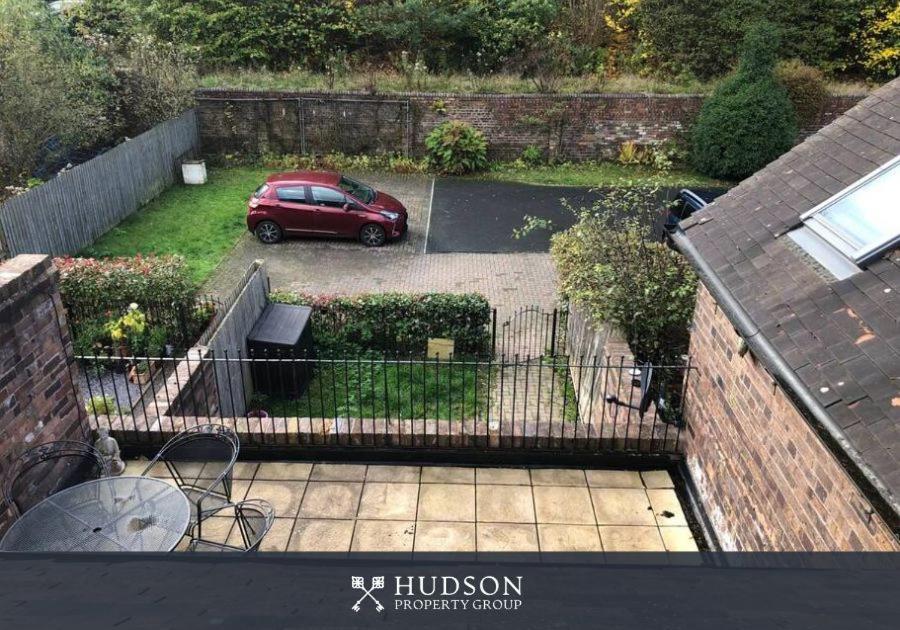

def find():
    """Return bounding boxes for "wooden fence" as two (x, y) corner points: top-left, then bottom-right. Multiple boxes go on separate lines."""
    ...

(0, 110), (199, 257)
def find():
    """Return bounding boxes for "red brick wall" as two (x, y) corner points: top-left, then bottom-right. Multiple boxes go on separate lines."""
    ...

(683, 284), (899, 550)
(0, 255), (91, 532)
(195, 89), (862, 162)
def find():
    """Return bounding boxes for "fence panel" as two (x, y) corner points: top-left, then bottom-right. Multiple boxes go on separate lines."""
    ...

(0, 110), (199, 257)
(78, 352), (691, 458)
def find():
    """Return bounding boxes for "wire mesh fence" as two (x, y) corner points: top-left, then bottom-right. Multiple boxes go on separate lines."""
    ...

(77, 351), (691, 456)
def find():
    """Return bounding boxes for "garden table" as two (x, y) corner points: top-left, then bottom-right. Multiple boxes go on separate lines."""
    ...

(0, 476), (190, 552)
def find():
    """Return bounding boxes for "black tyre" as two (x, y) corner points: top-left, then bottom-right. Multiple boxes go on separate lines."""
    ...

(255, 220), (282, 244)
(359, 223), (386, 247)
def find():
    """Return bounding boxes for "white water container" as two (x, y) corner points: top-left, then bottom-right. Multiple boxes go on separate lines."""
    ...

(181, 159), (207, 185)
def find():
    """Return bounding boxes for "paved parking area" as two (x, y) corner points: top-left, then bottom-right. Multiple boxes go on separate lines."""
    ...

(204, 174), (560, 317)
(126, 461), (699, 552)
(427, 178), (595, 253)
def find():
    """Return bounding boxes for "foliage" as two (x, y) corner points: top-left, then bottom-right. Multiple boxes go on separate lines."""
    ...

(424, 121), (489, 174)
(269, 292), (492, 356)
(258, 152), (428, 174)
(775, 60), (830, 129)
(550, 185), (697, 364)
(486, 160), (724, 188)
(0, 0), (113, 184)
(56, 254), (197, 315)
(691, 23), (797, 181)
(86, 395), (118, 415)
(104, 303), (148, 345)
(853, 1), (900, 80)
(519, 146), (545, 166)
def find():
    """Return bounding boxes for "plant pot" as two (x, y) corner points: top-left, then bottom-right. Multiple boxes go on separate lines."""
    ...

(128, 366), (151, 385)
(182, 160), (207, 185)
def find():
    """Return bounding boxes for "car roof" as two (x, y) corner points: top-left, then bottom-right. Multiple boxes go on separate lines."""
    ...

(265, 170), (340, 186)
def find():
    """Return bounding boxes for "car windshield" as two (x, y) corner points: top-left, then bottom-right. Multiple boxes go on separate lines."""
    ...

(338, 176), (375, 204)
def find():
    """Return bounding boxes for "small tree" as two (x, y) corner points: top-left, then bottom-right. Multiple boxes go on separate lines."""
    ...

(550, 185), (698, 365)
(691, 22), (797, 181)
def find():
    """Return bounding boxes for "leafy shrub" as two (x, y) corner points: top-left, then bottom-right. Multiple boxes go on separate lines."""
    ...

(0, 0), (113, 184)
(425, 121), (488, 175)
(691, 23), (797, 181)
(520, 146), (545, 166)
(259, 152), (428, 174)
(86, 395), (118, 416)
(269, 292), (492, 356)
(550, 186), (697, 364)
(775, 60), (830, 129)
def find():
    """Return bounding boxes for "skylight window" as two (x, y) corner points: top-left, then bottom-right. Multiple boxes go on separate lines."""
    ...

(800, 154), (900, 265)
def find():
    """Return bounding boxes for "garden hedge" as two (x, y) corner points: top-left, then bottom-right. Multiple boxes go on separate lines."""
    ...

(269, 292), (492, 356)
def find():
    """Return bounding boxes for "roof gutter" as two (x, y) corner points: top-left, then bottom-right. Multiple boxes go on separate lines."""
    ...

(669, 224), (900, 537)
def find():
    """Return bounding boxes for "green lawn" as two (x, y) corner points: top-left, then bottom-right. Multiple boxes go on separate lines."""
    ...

(81, 166), (269, 282)
(481, 161), (728, 188)
(267, 359), (490, 421)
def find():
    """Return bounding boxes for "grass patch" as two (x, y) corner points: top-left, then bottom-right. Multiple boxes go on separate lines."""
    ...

(197, 69), (715, 95)
(81, 166), (269, 283)
(481, 161), (729, 189)
(268, 359), (490, 421)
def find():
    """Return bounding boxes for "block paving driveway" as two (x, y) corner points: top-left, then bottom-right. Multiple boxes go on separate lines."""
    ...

(127, 461), (699, 552)
(204, 174), (561, 318)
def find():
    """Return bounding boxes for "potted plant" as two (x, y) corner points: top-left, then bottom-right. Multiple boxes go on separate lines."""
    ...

(128, 360), (152, 385)
(246, 392), (270, 419)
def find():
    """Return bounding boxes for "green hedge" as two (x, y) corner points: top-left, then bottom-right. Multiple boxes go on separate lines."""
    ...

(269, 292), (492, 356)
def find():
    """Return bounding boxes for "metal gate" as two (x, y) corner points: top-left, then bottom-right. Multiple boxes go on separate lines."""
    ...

(494, 305), (568, 358)
(299, 98), (411, 156)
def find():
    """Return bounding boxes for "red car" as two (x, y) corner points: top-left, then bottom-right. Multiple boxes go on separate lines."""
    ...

(247, 171), (408, 246)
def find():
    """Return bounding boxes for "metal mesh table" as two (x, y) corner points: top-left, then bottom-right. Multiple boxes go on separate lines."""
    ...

(0, 476), (190, 552)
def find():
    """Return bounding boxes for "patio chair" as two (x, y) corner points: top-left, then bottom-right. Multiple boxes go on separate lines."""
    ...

(3, 441), (108, 517)
(186, 499), (275, 552)
(141, 424), (239, 536)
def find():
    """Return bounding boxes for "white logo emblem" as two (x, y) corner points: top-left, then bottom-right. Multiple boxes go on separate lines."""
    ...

(351, 576), (385, 612)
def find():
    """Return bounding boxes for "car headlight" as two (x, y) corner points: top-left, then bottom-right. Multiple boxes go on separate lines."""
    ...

(380, 211), (400, 221)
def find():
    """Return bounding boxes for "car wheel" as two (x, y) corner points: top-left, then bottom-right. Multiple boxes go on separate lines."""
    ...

(255, 221), (282, 244)
(359, 223), (386, 247)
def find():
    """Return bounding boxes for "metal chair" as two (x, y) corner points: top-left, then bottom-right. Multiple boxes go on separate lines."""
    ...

(3, 441), (108, 517)
(186, 499), (275, 552)
(141, 424), (239, 536)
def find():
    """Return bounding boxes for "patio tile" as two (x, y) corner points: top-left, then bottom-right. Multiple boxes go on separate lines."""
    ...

(243, 480), (307, 518)
(417, 484), (475, 522)
(357, 483), (419, 520)
(646, 489), (688, 527)
(289, 519), (354, 552)
(123, 460), (148, 476)
(477, 524), (539, 552)
(352, 520), (416, 552)
(299, 482), (363, 519)
(599, 526), (665, 552)
(659, 527), (699, 552)
(230, 480), (252, 502)
(641, 470), (674, 489)
(193, 516), (236, 545)
(364, 465), (421, 483)
(309, 463), (368, 482)
(590, 488), (656, 526)
(258, 518), (296, 552)
(231, 462), (260, 480)
(530, 469), (586, 487)
(421, 466), (475, 484)
(476, 485), (535, 523)
(537, 524), (602, 552)
(475, 468), (531, 485)
(414, 522), (476, 552)
(584, 470), (643, 488)
(532, 486), (595, 524)
(255, 462), (312, 481)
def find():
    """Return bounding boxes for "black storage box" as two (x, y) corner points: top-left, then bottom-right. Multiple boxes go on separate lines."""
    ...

(247, 303), (315, 397)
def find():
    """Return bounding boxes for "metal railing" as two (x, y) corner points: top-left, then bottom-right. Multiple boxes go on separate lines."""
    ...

(77, 351), (692, 459)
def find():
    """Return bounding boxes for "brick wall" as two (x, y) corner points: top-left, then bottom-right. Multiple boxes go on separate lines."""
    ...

(683, 284), (899, 551)
(195, 89), (862, 162)
(0, 255), (91, 533)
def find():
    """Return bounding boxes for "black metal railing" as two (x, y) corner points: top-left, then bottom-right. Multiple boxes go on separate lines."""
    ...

(76, 351), (691, 458)
(493, 305), (568, 359)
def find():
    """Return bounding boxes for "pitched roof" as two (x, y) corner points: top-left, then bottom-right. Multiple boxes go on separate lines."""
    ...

(680, 77), (900, 497)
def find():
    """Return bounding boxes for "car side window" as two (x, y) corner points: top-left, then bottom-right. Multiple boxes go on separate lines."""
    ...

(276, 186), (307, 203)
(311, 186), (347, 208)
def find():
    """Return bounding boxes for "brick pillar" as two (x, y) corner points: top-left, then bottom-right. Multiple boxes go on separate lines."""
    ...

(0, 255), (90, 532)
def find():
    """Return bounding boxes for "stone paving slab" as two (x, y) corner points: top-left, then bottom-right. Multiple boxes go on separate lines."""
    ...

(133, 462), (700, 552)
